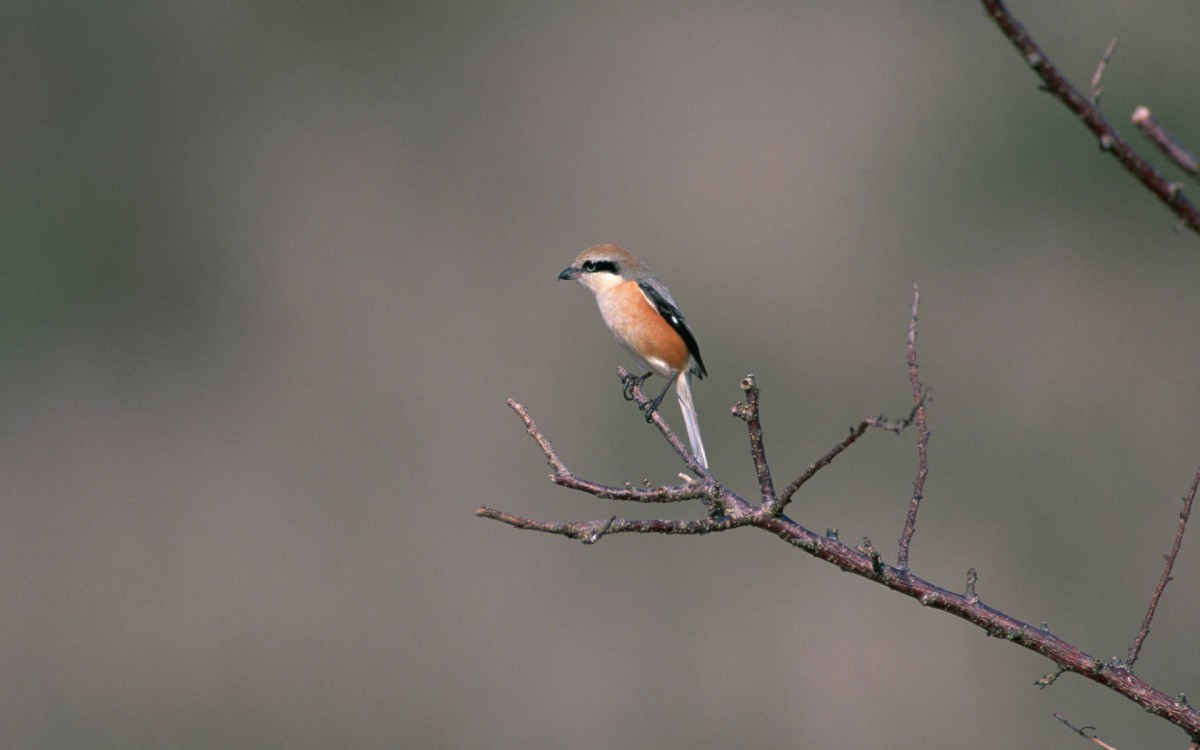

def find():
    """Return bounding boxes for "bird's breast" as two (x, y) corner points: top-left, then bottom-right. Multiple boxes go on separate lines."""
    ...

(596, 282), (689, 377)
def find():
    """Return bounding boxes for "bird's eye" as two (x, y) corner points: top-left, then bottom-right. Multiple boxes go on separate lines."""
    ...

(580, 259), (617, 274)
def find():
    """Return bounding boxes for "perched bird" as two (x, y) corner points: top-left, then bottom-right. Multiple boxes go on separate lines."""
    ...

(558, 244), (708, 468)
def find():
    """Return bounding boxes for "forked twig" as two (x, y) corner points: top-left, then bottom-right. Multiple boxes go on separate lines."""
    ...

(733, 375), (778, 508)
(775, 290), (926, 517)
(772, 402), (921, 517)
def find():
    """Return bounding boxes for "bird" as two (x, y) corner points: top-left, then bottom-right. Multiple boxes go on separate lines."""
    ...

(558, 244), (709, 469)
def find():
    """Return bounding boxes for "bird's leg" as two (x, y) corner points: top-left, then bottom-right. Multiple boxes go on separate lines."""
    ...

(622, 371), (653, 401)
(640, 374), (675, 422)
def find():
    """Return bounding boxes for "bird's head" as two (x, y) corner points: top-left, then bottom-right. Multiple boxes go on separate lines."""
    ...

(558, 244), (644, 293)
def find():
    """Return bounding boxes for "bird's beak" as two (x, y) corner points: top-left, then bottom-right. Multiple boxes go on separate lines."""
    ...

(557, 266), (576, 281)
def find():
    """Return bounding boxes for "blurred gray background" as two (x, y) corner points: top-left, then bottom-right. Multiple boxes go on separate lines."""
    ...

(4, 1), (1200, 747)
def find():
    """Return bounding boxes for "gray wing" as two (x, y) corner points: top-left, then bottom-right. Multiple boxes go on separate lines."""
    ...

(637, 278), (707, 378)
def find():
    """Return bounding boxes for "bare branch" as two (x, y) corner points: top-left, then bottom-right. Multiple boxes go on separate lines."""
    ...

(486, 395), (1200, 738)
(980, 0), (1200, 235)
(897, 283), (929, 570)
(1132, 106), (1200, 177)
(483, 291), (1200, 740)
(1126, 467), (1200, 668)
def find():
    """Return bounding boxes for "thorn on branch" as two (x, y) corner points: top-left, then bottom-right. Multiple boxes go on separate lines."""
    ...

(857, 537), (885, 576)
(1089, 37), (1117, 104)
(1035, 667), (1065, 689)
(579, 517), (617, 544)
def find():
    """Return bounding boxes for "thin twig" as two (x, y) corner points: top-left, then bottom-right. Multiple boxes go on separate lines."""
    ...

(733, 375), (778, 509)
(618, 367), (713, 481)
(1088, 38), (1118, 103)
(981, 0), (1200, 235)
(475, 506), (743, 543)
(1126, 467), (1200, 668)
(1132, 106), (1199, 177)
(507, 399), (717, 504)
(897, 284), (928, 570)
(1054, 713), (1121, 750)
(508, 397), (570, 475)
(865, 401), (923, 434)
(776, 421), (871, 512)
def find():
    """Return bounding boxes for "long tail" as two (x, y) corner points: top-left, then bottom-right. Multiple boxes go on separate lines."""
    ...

(675, 372), (708, 469)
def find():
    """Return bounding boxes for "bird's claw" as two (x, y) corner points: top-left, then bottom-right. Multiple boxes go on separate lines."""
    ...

(640, 399), (661, 422)
(623, 372), (651, 401)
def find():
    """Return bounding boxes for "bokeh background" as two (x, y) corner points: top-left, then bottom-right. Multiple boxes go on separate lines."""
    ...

(5, 1), (1200, 747)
